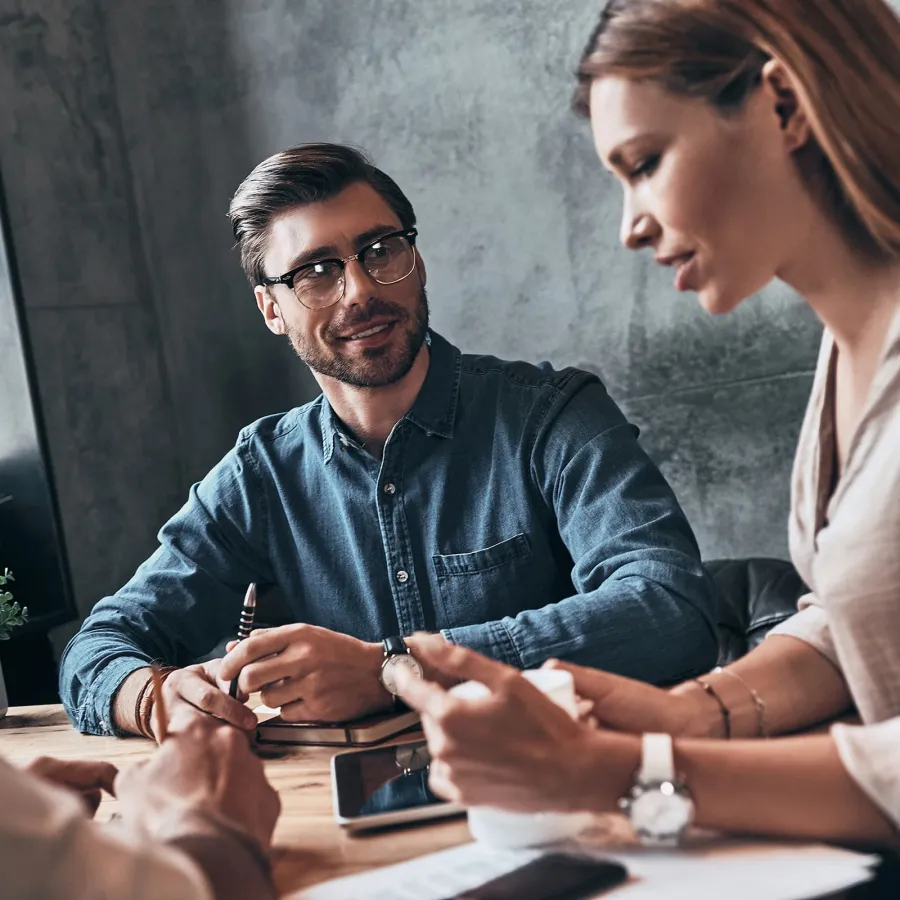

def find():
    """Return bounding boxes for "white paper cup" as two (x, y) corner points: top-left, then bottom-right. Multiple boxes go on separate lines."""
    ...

(449, 668), (591, 849)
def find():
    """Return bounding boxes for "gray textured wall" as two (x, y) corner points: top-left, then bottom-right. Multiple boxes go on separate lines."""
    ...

(0, 0), (825, 648)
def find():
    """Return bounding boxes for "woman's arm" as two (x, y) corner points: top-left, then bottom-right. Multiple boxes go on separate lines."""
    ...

(669, 634), (853, 738)
(578, 730), (894, 845)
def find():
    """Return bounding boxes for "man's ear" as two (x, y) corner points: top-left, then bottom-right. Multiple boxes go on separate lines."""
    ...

(761, 58), (812, 153)
(414, 251), (427, 287)
(255, 285), (286, 335)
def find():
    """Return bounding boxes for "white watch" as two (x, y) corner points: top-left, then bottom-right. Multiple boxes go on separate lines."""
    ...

(618, 733), (694, 845)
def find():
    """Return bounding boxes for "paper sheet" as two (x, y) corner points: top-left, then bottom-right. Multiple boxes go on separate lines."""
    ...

(290, 834), (877, 900)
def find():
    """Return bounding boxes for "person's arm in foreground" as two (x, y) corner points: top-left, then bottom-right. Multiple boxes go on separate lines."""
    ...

(440, 377), (719, 684)
(396, 642), (896, 847)
(2, 716), (279, 900)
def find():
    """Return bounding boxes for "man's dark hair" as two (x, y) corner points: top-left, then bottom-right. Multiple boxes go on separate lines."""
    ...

(228, 143), (417, 286)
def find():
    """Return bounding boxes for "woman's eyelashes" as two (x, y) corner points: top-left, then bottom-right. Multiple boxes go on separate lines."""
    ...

(628, 154), (661, 181)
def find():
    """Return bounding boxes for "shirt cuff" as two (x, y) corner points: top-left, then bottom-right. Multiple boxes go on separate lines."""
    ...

(441, 620), (524, 669)
(832, 719), (900, 832)
(767, 600), (840, 668)
(84, 656), (153, 737)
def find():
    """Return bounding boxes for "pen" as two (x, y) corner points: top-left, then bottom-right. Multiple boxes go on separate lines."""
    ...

(229, 582), (257, 699)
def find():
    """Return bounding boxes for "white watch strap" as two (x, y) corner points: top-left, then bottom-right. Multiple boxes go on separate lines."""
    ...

(639, 733), (675, 783)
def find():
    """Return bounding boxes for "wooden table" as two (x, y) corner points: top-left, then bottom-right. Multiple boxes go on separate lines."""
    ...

(0, 705), (471, 896)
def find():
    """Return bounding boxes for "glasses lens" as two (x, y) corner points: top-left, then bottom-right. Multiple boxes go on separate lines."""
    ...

(362, 235), (415, 284)
(292, 260), (343, 309)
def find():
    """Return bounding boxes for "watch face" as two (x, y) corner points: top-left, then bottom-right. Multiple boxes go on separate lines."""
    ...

(629, 784), (694, 840)
(381, 653), (424, 695)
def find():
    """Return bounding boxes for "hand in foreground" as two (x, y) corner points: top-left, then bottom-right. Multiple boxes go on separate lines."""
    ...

(26, 756), (118, 817)
(543, 659), (698, 736)
(115, 712), (280, 852)
(394, 640), (602, 812)
(162, 660), (258, 733)
(217, 623), (396, 722)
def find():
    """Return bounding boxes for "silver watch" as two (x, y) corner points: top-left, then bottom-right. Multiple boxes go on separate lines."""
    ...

(379, 636), (423, 696)
(618, 733), (694, 845)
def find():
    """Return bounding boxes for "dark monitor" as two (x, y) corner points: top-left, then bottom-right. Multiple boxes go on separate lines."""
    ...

(0, 171), (76, 634)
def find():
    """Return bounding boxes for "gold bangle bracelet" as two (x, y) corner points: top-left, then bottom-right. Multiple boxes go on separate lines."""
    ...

(713, 666), (769, 738)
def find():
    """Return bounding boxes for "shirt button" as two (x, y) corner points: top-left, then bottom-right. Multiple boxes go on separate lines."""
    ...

(396, 569), (409, 584)
(383, 482), (396, 496)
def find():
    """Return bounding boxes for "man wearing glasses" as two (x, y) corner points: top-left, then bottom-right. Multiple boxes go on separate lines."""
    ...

(60, 144), (717, 738)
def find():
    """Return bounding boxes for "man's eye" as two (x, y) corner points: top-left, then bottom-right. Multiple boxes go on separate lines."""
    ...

(630, 155), (660, 180)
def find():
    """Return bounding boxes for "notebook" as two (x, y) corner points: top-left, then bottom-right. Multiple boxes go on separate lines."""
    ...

(255, 706), (421, 747)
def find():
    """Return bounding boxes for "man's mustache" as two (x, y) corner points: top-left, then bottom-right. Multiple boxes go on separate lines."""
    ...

(328, 298), (408, 336)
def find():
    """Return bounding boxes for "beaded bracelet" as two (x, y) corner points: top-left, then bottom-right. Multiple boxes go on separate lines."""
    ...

(713, 666), (769, 738)
(692, 676), (731, 739)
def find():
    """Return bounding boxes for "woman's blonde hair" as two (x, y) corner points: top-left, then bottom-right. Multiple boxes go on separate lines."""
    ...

(574, 0), (900, 259)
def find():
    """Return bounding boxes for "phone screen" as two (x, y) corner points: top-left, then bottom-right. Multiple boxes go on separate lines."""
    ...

(450, 853), (628, 900)
(333, 741), (449, 818)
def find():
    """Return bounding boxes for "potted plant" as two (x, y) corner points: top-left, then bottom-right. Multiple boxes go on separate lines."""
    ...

(0, 568), (28, 717)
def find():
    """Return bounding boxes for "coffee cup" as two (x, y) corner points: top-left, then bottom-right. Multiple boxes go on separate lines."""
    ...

(449, 668), (592, 849)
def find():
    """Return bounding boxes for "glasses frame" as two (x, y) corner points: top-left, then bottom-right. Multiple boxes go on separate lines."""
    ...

(259, 228), (419, 311)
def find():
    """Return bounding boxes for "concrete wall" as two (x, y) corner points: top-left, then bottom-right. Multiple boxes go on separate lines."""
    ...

(0, 0), (829, 646)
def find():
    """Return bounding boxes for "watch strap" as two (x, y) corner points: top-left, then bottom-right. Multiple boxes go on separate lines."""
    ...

(383, 636), (409, 657)
(639, 733), (675, 783)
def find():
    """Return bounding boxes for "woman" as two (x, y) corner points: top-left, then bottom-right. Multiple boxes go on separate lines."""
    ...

(397, 0), (900, 845)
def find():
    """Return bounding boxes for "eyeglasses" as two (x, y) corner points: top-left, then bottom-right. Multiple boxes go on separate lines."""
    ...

(260, 228), (419, 311)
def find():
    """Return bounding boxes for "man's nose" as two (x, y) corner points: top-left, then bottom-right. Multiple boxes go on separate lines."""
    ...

(339, 257), (377, 307)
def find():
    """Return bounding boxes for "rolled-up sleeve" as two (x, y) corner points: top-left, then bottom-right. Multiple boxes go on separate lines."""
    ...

(832, 717), (900, 832)
(768, 593), (840, 668)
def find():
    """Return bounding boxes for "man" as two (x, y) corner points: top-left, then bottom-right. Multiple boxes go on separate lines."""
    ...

(60, 143), (717, 737)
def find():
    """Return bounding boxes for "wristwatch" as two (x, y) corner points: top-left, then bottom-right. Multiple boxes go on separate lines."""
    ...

(379, 636), (424, 697)
(618, 733), (694, 845)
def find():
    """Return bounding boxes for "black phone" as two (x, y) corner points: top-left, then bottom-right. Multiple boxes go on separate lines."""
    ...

(331, 740), (464, 831)
(447, 853), (628, 900)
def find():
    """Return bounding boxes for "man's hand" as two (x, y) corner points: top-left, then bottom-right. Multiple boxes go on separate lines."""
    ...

(218, 623), (392, 722)
(163, 660), (258, 732)
(26, 756), (118, 816)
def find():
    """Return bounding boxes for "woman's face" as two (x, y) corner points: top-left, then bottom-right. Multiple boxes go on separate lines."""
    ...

(590, 74), (808, 314)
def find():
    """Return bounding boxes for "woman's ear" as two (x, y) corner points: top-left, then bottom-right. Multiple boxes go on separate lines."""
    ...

(761, 58), (812, 153)
(255, 285), (286, 335)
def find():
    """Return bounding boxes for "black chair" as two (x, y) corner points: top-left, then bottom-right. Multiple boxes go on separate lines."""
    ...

(706, 557), (807, 666)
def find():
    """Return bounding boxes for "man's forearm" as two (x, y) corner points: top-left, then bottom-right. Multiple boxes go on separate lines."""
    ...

(168, 834), (275, 900)
(442, 574), (718, 683)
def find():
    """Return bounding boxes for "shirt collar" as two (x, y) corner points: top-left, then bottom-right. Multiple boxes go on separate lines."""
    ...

(320, 330), (461, 464)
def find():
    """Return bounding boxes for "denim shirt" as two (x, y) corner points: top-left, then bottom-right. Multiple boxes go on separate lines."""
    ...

(60, 331), (717, 735)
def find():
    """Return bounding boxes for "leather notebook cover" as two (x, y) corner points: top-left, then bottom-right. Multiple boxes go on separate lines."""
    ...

(256, 708), (421, 747)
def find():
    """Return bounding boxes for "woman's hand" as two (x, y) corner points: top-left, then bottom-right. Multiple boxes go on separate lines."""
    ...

(395, 641), (605, 812)
(543, 659), (704, 736)
(26, 757), (118, 817)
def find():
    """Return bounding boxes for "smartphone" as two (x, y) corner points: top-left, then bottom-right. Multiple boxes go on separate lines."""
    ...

(447, 853), (628, 900)
(331, 740), (464, 831)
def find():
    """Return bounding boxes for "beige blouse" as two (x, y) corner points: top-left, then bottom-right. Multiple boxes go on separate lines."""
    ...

(770, 304), (900, 827)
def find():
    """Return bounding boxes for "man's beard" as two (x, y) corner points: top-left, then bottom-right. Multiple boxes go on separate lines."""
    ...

(286, 287), (429, 388)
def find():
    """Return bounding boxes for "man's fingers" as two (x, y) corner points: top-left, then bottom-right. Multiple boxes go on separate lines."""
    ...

(171, 673), (257, 730)
(218, 627), (289, 682)
(240, 653), (311, 694)
(413, 640), (517, 692)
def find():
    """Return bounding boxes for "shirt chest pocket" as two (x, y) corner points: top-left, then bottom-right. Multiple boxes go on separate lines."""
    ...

(432, 533), (537, 627)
